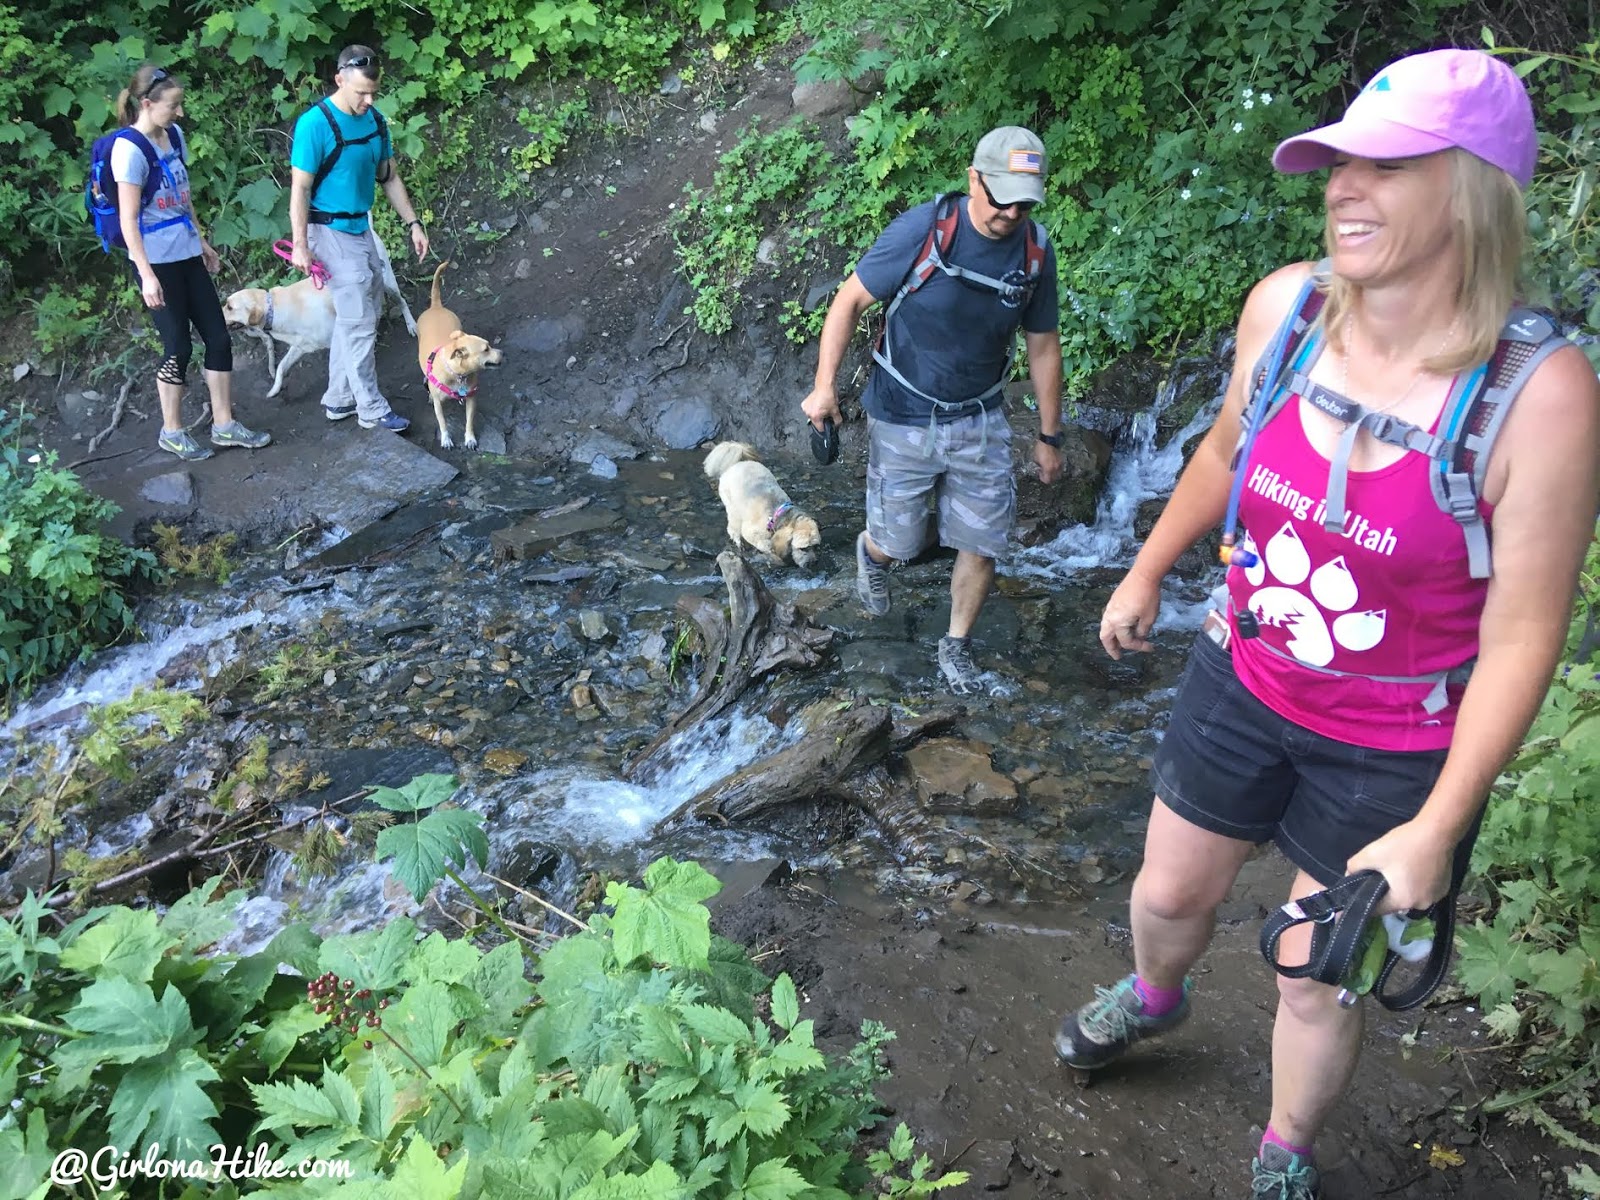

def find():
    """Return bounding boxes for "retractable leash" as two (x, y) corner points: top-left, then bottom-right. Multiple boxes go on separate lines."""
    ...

(271, 239), (331, 289)
(1217, 274), (1323, 571)
(1259, 870), (1455, 1011)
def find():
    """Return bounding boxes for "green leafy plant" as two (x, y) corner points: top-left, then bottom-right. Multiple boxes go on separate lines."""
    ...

(0, 405), (160, 698)
(0, 837), (952, 1198)
(153, 522), (238, 585)
(1458, 529), (1600, 1193)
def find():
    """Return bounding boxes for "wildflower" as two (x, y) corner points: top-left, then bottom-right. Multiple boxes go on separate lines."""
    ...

(1192, 166), (1202, 177)
(1232, 121), (1244, 133)
(1243, 98), (1254, 110)
(1242, 87), (1254, 100)
(724, 204), (733, 213)
(1261, 92), (1273, 105)
(1180, 188), (1192, 200)
(1111, 225), (1121, 235)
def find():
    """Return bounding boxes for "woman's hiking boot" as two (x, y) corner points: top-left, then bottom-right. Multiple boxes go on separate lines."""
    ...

(1250, 1144), (1321, 1199)
(1053, 974), (1191, 1069)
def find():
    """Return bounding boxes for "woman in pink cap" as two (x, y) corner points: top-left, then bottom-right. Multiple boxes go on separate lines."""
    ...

(1054, 48), (1600, 1199)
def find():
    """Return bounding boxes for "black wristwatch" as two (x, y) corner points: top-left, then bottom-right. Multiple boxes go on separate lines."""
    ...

(1038, 430), (1065, 448)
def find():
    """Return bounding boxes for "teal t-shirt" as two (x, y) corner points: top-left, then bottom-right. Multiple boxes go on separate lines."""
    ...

(290, 99), (392, 234)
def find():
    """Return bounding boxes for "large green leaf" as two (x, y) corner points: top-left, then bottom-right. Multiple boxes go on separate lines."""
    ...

(388, 1134), (468, 1200)
(368, 773), (460, 814)
(107, 1048), (222, 1158)
(608, 859), (720, 969)
(318, 919), (417, 991)
(377, 809), (490, 902)
(58, 907), (176, 983)
(54, 977), (197, 1093)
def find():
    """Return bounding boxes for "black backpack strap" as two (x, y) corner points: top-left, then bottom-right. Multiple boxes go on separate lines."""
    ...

(373, 108), (393, 184)
(309, 98), (348, 202)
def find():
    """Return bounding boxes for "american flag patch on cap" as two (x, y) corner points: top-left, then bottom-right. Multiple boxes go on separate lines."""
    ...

(1008, 149), (1043, 174)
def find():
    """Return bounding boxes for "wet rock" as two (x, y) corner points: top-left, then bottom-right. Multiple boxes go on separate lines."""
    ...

(1134, 496), (1165, 540)
(139, 471), (194, 507)
(963, 1139), (1016, 1190)
(482, 747), (529, 775)
(571, 432), (644, 465)
(637, 630), (668, 664)
(578, 610), (612, 641)
(56, 390), (97, 430)
(659, 71), (682, 95)
(904, 739), (1019, 816)
(513, 258), (532, 280)
(306, 436), (458, 536)
(12, 362), (29, 383)
(804, 279), (839, 312)
(653, 396), (721, 449)
(497, 838), (566, 893)
(589, 455), (618, 479)
(473, 425), (508, 456)
(1013, 412), (1113, 539)
(490, 506), (621, 561)
(698, 111), (719, 133)
(756, 236), (780, 267)
(505, 317), (571, 354)
(706, 858), (790, 912)
(792, 79), (854, 119)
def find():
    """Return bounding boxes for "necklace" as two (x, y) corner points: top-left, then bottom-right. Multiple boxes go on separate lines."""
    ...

(1339, 310), (1460, 417)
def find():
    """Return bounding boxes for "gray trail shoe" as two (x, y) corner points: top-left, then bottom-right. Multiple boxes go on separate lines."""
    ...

(937, 635), (986, 695)
(1054, 973), (1191, 1069)
(210, 420), (271, 449)
(1250, 1143), (1321, 1200)
(158, 430), (214, 462)
(855, 532), (890, 616)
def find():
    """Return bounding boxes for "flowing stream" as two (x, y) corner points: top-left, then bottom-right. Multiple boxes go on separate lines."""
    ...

(3, 372), (1227, 940)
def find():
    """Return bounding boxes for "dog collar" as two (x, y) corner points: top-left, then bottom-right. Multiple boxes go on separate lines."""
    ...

(766, 502), (796, 533)
(425, 348), (476, 400)
(263, 292), (274, 333)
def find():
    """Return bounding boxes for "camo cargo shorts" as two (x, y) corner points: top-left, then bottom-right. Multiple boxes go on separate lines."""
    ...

(865, 409), (1014, 561)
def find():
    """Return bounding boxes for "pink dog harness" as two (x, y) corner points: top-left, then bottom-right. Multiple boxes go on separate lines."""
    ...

(766, 502), (796, 533)
(425, 348), (475, 400)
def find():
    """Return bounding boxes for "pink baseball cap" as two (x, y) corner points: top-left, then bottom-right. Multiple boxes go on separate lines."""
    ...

(1272, 49), (1537, 189)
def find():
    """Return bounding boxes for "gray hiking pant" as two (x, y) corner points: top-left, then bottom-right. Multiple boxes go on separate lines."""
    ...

(308, 224), (389, 421)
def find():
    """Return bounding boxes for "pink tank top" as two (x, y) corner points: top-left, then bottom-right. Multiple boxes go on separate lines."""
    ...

(1224, 397), (1489, 751)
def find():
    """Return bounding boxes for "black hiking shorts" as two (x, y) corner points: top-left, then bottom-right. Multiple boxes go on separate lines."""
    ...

(1149, 631), (1482, 889)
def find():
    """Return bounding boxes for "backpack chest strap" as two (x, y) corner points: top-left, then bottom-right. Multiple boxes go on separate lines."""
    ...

(1310, 382), (1453, 538)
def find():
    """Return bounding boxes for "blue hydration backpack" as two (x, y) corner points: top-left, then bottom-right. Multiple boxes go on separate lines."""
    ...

(84, 126), (192, 253)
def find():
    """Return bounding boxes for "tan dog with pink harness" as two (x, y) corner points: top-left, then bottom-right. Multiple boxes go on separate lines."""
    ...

(415, 260), (503, 450)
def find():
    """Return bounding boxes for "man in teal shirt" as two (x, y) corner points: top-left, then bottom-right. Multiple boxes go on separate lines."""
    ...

(289, 45), (429, 432)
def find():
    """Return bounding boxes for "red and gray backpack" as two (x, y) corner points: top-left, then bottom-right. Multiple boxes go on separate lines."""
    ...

(872, 191), (1048, 412)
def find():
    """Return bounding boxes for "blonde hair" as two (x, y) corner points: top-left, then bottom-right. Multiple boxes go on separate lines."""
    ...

(1319, 148), (1526, 373)
(116, 64), (179, 126)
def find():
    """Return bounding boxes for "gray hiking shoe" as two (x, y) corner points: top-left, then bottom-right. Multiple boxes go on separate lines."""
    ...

(855, 532), (890, 616)
(158, 430), (214, 462)
(210, 420), (271, 449)
(1054, 973), (1191, 1069)
(1250, 1143), (1321, 1200)
(936, 636), (988, 695)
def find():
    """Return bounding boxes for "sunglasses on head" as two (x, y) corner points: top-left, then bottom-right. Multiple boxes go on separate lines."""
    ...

(141, 68), (169, 97)
(977, 173), (1038, 214)
(340, 55), (378, 70)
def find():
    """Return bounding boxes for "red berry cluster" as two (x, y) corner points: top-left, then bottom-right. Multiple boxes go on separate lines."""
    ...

(306, 971), (390, 1050)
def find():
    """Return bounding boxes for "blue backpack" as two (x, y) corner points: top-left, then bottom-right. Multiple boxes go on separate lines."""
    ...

(84, 126), (192, 252)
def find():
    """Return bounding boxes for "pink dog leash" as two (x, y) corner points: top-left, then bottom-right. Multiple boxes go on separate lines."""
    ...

(272, 239), (331, 289)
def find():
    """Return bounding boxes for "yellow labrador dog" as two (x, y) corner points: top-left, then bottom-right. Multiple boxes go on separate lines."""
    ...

(703, 441), (822, 569)
(221, 229), (416, 397)
(417, 261), (504, 451)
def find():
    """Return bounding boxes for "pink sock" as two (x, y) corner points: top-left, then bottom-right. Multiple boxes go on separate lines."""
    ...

(1262, 1126), (1314, 1160)
(1132, 976), (1185, 1016)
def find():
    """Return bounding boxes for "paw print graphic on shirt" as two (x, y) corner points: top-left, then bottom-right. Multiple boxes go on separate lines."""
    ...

(1236, 523), (1388, 666)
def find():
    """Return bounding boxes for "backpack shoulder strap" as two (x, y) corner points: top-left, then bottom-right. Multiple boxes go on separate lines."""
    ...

(168, 124), (187, 163)
(1231, 262), (1328, 469)
(310, 98), (347, 199)
(114, 127), (165, 207)
(1431, 307), (1568, 578)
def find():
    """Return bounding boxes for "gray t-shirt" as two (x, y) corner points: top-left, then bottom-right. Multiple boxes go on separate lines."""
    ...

(855, 197), (1059, 425)
(110, 126), (202, 264)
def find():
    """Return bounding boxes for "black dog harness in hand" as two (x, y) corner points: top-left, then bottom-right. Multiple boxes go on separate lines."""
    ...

(1258, 870), (1455, 1011)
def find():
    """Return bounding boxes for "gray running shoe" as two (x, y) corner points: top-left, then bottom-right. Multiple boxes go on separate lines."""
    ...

(937, 635), (987, 695)
(1054, 973), (1190, 1069)
(210, 420), (271, 449)
(1250, 1143), (1321, 1200)
(855, 532), (890, 616)
(158, 430), (214, 462)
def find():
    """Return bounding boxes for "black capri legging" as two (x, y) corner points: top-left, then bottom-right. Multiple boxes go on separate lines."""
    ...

(140, 256), (232, 384)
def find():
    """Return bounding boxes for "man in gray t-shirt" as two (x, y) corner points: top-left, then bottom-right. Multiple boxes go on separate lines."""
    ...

(801, 126), (1065, 695)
